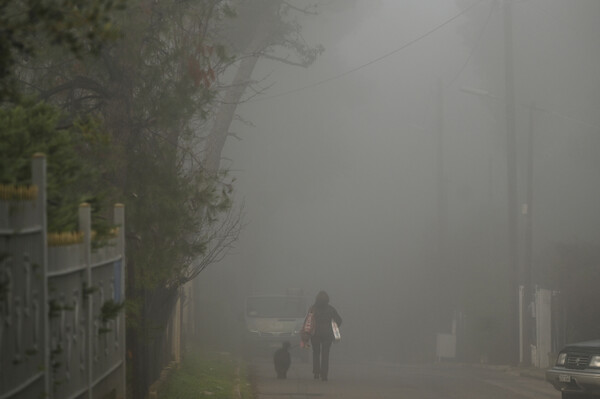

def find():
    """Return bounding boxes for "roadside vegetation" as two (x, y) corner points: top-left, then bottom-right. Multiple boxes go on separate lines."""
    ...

(158, 348), (254, 399)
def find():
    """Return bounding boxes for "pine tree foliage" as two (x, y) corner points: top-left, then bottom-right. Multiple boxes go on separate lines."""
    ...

(0, 99), (112, 234)
(0, 0), (125, 100)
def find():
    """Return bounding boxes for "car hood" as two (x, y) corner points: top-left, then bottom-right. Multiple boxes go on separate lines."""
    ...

(563, 339), (600, 352)
(246, 318), (303, 334)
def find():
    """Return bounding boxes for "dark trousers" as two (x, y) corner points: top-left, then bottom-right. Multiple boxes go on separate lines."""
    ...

(311, 336), (333, 378)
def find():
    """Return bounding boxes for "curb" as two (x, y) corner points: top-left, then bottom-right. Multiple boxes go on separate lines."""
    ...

(147, 360), (180, 399)
(438, 361), (547, 381)
(233, 360), (242, 399)
(515, 368), (547, 381)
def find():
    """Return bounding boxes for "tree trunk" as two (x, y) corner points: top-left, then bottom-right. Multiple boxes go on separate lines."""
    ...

(203, 53), (260, 173)
(202, 1), (280, 173)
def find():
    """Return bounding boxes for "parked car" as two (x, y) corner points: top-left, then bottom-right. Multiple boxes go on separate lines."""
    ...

(546, 339), (600, 398)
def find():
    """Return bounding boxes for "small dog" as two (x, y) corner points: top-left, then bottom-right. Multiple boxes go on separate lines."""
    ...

(273, 341), (291, 379)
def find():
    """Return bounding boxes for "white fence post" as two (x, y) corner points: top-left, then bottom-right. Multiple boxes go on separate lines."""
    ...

(535, 287), (552, 368)
(0, 154), (47, 399)
(78, 204), (92, 399)
(31, 154), (49, 398)
(113, 204), (126, 399)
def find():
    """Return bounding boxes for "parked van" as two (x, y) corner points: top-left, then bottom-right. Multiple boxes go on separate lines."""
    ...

(244, 292), (308, 360)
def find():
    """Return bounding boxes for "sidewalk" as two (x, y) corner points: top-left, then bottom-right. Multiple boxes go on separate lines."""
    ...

(471, 362), (548, 381)
(439, 361), (548, 381)
(511, 365), (548, 381)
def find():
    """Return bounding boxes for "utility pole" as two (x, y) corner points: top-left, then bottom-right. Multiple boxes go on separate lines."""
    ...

(436, 79), (447, 282)
(503, 0), (520, 366)
(435, 79), (454, 346)
(522, 101), (535, 364)
(525, 103), (534, 293)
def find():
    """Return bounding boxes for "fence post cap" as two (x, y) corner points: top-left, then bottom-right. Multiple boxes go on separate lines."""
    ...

(79, 202), (91, 208)
(32, 152), (46, 158)
(114, 203), (125, 208)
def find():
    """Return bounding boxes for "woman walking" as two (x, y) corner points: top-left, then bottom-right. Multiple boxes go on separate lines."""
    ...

(309, 291), (342, 381)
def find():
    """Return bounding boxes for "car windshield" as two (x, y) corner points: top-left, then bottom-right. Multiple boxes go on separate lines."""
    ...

(246, 296), (306, 318)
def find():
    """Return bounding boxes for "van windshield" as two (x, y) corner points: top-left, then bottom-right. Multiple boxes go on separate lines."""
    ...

(246, 296), (306, 318)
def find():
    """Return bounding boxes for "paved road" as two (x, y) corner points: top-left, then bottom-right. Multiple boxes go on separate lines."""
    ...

(250, 358), (560, 398)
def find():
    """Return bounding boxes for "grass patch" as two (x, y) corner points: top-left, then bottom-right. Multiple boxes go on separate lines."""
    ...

(158, 348), (254, 399)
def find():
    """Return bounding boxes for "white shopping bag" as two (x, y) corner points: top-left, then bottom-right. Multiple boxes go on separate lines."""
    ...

(332, 320), (341, 342)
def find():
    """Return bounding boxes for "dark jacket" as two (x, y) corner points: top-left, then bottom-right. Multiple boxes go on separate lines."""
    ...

(311, 304), (342, 339)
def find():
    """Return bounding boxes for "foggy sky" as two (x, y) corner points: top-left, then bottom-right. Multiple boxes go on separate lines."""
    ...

(197, 0), (600, 362)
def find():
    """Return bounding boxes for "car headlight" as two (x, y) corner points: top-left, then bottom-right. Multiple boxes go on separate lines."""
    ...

(589, 355), (600, 368)
(556, 352), (567, 366)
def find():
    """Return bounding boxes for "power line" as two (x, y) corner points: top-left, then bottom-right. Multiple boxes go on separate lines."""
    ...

(414, 0), (496, 130)
(445, 0), (497, 90)
(250, 0), (489, 103)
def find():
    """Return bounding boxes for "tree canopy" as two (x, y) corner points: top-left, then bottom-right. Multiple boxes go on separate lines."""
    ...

(1, 1), (325, 397)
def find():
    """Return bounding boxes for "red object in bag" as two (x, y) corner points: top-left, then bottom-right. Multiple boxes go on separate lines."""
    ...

(300, 310), (315, 348)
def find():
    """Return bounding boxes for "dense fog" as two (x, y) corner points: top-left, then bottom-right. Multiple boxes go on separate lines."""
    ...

(195, 0), (600, 364)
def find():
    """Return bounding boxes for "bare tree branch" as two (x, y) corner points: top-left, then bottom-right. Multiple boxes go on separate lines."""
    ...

(40, 75), (109, 100)
(183, 203), (245, 283)
(259, 52), (312, 67)
(282, 1), (318, 15)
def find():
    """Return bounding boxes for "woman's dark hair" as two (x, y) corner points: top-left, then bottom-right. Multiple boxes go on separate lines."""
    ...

(315, 290), (329, 307)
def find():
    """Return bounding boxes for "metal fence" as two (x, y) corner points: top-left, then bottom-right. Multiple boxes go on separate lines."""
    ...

(0, 154), (126, 399)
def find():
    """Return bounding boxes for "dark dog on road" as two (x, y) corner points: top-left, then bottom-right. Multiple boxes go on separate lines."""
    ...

(273, 341), (291, 379)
